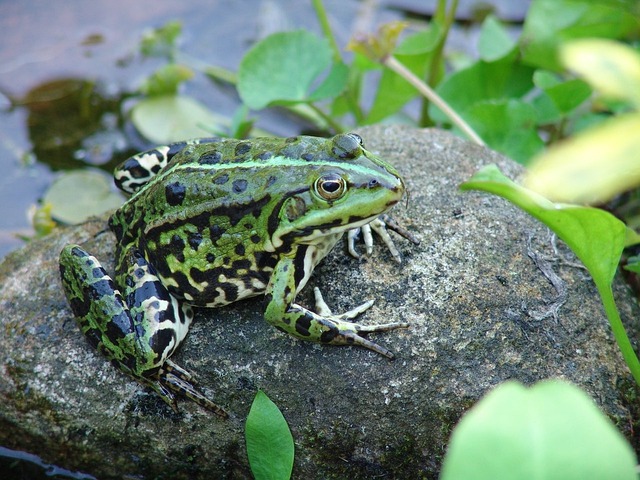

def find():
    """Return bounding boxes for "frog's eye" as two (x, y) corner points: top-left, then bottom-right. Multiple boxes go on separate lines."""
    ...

(314, 173), (347, 200)
(332, 133), (364, 159)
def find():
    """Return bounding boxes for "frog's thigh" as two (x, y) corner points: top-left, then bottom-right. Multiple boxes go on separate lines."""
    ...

(118, 248), (194, 371)
(59, 245), (142, 374)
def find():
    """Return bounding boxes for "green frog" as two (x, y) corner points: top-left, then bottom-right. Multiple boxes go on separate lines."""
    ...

(59, 133), (418, 416)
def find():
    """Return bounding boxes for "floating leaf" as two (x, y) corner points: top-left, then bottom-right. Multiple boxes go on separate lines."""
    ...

(43, 170), (125, 224)
(246, 391), (294, 480)
(441, 380), (637, 480)
(131, 95), (222, 144)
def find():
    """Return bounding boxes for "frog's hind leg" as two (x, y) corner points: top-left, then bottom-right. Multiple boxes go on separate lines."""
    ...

(59, 244), (226, 415)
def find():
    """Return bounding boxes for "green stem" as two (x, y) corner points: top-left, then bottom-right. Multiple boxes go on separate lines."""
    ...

(596, 280), (640, 386)
(312, 0), (342, 62)
(308, 103), (345, 133)
(421, 0), (459, 126)
(384, 55), (484, 145)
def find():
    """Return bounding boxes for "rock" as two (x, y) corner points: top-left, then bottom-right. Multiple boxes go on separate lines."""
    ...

(0, 126), (637, 479)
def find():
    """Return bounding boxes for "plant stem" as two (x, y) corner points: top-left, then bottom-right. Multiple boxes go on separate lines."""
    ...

(384, 55), (485, 145)
(421, 0), (459, 126)
(596, 281), (640, 386)
(312, 0), (342, 62)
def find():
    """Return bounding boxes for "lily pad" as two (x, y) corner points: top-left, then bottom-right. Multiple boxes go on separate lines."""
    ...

(43, 170), (125, 224)
(131, 95), (222, 144)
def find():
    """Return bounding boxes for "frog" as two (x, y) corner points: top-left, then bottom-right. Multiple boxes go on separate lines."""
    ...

(59, 133), (419, 416)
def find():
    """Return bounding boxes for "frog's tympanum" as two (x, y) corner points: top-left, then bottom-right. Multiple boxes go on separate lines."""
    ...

(59, 133), (418, 416)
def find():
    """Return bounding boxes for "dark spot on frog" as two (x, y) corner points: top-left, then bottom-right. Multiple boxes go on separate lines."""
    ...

(235, 142), (252, 156)
(91, 266), (104, 279)
(301, 153), (314, 161)
(188, 232), (203, 250)
(170, 235), (186, 262)
(250, 234), (261, 244)
(257, 151), (273, 160)
(266, 175), (277, 187)
(213, 172), (229, 184)
(119, 158), (150, 179)
(285, 136), (299, 143)
(233, 179), (248, 193)
(150, 328), (176, 356)
(235, 244), (245, 256)
(134, 267), (145, 279)
(295, 314), (312, 337)
(165, 182), (187, 206)
(232, 258), (251, 271)
(199, 151), (222, 165)
(209, 224), (224, 242)
(206, 252), (217, 263)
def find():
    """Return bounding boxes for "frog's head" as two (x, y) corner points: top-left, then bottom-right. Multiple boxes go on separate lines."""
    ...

(272, 133), (406, 248)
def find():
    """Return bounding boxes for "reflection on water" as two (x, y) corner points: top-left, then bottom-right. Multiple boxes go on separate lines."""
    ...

(0, 446), (96, 480)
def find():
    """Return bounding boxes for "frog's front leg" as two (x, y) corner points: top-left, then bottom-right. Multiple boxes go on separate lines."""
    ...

(264, 255), (408, 359)
(59, 245), (227, 417)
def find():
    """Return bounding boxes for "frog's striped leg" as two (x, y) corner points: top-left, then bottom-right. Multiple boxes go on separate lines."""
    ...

(114, 137), (219, 194)
(264, 255), (409, 359)
(59, 245), (227, 417)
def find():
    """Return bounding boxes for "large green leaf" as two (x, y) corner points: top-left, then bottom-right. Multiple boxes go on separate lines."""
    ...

(464, 99), (543, 163)
(441, 380), (637, 480)
(430, 59), (535, 124)
(246, 391), (294, 480)
(521, 0), (640, 71)
(238, 30), (345, 109)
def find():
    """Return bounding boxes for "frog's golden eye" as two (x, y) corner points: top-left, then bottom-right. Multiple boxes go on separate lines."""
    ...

(314, 173), (347, 200)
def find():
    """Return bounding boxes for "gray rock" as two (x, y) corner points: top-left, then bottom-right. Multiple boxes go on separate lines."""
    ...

(0, 126), (637, 479)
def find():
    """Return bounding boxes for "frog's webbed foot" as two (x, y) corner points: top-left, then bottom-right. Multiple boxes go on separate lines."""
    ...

(307, 287), (409, 359)
(348, 214), (420, 263)
(156, 360), (228, 418)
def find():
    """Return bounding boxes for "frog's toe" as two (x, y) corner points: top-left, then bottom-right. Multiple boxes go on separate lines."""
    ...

(325, 319), (409, 359)
(158, 364), (228, 418)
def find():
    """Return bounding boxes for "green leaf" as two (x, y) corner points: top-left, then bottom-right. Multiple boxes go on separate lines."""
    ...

(464, 99), (543, 163)
(461, 164), (625, 285)
(307, 61), (348, 102)
(532, 70), (591, 114)
(131, 95), (222, 143)
(246, 391), (294, 480)
(238, 31), (335, 109)
(365, 53), (428, 124)
(43, 170), (125, 224)
(140, 64), (194, 96)
(478, 15), (517, 62)
(521, 0), (640, 71)
(430, 59), (535, 124)
(441, 380), (637, 480)
(140, 20), (182, 58)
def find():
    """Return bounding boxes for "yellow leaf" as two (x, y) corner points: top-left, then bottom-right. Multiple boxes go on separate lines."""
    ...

(524, 114), (640, 204)
(560, 39), (640, 108)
